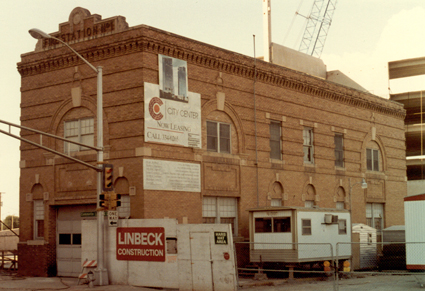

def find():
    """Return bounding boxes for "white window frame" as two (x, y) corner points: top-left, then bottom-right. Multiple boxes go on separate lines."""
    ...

(64, 117), (94, 154)
(335, 133), (344, 167)
(303, 127), (314, 163)
(366, 148), (380, 171)
(366, 203), (384, 231)
(270, 121), (282, 160)
(202, 196), (238, 236)
(302, 219), (312, 235)
(206, 121), (231, 153)
(33, 200), (44, 240)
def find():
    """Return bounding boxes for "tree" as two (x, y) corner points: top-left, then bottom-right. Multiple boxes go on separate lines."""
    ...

(2, 215), (19, 229)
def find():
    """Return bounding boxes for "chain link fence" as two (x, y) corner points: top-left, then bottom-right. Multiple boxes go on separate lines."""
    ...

(234, 242), (425, 290)
(235, 242), (338, 290)
(335, 242), (425, 290)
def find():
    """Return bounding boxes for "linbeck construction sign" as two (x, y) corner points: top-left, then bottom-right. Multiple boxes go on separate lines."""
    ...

(116, 227), (166, 262)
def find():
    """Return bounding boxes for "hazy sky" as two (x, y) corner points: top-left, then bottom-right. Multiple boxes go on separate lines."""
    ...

(1, 0), (424, 220)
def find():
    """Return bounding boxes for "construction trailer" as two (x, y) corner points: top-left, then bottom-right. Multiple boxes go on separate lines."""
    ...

(404, 194), (425, 270)
(248, 207), (351, 266)
(352, 223), (377, 270)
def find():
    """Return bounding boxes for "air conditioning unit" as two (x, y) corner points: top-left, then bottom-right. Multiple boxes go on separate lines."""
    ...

(332, 215), (339, 223)
(324, 214), (333, 224)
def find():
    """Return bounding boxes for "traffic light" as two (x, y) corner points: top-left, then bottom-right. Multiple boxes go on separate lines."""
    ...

(99, 192), (110, 210)
(109, 192), (122, 210)
(102, 164), (114, 191)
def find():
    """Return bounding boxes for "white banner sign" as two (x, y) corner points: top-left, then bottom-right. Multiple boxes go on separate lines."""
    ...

(144, 55), (201, 148)
(144, 82), (201, 148)
(143, 159), (201, 192)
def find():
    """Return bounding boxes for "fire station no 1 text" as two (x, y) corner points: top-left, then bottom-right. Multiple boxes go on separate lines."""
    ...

(118, 232), (163, 246)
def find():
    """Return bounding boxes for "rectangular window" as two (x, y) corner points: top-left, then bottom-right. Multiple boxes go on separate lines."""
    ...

(117, 194), (131, 219)
(336, 201), (345, 210)
(302, 219), (312, 235)
(273, 217), (291, 233)
(338, 219), (347, 235)
(335, 134), (344, 167)
(304, 200), (315, 208)
(255, 218), (272, 233)
(207, 121), (231, 153)
(64, 118), (94, 154)
(366, 148), (379, 171)
(303, 127), (314, 163)
(270, 121), (282, 160)
(254, 217), (291, 233)
(34, 200), (44, 239)
(271, 198), (282, 207)
(202, 197), (237, 235)
(366, 203), (384, 231)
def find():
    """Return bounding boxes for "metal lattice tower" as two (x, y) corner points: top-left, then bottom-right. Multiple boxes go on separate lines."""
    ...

(298, 0), (337, 58)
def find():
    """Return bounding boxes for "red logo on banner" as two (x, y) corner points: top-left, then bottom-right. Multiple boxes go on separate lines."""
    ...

(116, 227), (166, 262)
(148, 97), (164, 120)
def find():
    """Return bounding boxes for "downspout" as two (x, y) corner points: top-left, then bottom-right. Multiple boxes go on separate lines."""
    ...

(253, 35), (259, 207)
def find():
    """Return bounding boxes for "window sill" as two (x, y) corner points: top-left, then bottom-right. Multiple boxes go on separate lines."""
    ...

(303, 162), (315, 167)
(270, 158), (285, 165)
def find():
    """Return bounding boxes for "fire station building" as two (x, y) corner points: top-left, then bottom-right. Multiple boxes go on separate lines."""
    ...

(17, 7), (406, 276)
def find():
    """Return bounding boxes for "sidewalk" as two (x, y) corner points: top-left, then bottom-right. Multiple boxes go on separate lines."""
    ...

(0, 270), (159, 291)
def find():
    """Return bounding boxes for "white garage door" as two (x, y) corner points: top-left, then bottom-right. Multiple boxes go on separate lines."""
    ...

(57, 205), (95, 277)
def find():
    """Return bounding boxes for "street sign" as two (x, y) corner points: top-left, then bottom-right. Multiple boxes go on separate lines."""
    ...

(108, 210), (118, 227)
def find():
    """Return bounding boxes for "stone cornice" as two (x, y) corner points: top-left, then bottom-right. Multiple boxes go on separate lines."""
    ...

(18, 30), (405, 120)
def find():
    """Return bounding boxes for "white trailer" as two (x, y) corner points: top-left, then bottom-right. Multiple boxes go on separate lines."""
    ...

(249, 207), (351, 264)
(404, 193), (425, 270)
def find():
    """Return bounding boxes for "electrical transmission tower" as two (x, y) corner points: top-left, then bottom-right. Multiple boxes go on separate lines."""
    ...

(298, 0), (337, 58)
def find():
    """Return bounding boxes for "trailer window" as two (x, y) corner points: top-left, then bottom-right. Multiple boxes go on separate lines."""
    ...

(273, 217), (291, 233)
(338, 219), (347, 235)
(255, 218), (272, 233)
(302, 219), (312, 235)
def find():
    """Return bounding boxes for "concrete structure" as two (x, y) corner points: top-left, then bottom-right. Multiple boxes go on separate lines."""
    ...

(17, 7), (407, 277)
(389, 57), (425, 192)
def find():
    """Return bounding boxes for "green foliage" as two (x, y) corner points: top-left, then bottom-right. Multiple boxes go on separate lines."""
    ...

(2, 215), (19, 229)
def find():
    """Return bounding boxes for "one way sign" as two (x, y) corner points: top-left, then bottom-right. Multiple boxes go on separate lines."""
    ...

(108, 210), (118, 227)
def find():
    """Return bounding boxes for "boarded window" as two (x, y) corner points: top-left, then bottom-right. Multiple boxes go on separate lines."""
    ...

(335, 134), (344, 167)
(270, 121), (281, 160)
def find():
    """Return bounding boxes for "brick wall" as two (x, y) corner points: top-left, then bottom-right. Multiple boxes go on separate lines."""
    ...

(17, 8), (406, 276)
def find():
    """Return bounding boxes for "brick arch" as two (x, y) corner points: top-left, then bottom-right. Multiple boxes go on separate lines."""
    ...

(201, 99), (245, 154)
(361, 132), (387, 172)
(115, 177), (129, 195)
(31, 183), (44, 200)
(301, 181), (316, 204)
(48, 97), (110, 151)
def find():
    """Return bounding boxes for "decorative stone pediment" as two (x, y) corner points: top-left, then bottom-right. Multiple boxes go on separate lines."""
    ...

(34, 7), (128, 52)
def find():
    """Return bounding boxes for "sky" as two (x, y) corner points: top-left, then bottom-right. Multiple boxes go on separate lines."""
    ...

(1, 0), (425, 220)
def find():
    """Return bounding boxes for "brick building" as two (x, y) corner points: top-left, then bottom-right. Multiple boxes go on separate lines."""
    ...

(17, 7), (406, 277)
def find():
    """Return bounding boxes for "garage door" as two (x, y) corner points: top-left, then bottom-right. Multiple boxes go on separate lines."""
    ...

(57, 205), (95, 277)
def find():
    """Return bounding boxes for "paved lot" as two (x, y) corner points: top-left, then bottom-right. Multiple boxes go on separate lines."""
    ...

(1, 270), (425, 290)
(239, 273), (425, 291)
